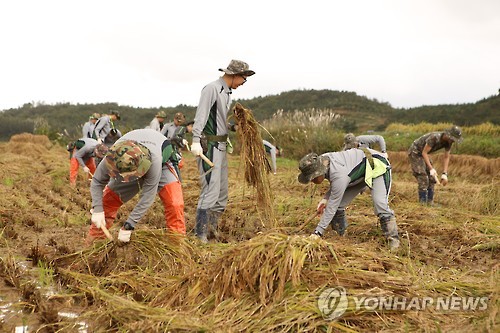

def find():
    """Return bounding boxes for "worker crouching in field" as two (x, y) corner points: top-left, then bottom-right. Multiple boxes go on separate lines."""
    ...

(263, 140), (282, 175)
(87, 129), (186, 245)
(298, 149), (400, 251)
(407, 125), (463, 205)
(68, 138), (108, 187)
(343, 133), (388, 158)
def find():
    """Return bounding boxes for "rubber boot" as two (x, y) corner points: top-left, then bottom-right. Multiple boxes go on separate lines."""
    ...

(195, 209), (209, 243)
(207, 210), (222, 240)
(379, 215), (400, 251)
(418, 190), (428, 204)
(427, 188), (434, 206)
(330, 210), (348, 236)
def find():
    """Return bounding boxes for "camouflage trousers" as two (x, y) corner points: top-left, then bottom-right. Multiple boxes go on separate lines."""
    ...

(408, 152), (437, 191)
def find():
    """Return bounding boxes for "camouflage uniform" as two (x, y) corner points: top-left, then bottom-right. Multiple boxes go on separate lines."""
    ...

(407, 132), (449, 190)
(407, 128), (461, 203)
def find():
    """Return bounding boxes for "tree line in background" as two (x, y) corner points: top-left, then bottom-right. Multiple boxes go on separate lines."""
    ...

(0, 89), (498, 157)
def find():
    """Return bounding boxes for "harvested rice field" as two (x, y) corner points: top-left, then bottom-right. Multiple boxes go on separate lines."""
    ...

(0, 134), (498, 332)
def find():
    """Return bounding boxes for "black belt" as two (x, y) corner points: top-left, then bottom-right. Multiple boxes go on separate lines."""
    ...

(204, 134), (228, 142)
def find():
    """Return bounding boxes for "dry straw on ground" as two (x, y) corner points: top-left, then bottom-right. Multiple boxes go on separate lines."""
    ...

(0, 135), (498, 332)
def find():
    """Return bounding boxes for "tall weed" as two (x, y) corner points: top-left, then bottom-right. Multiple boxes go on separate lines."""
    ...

(262, 118), (500, 159)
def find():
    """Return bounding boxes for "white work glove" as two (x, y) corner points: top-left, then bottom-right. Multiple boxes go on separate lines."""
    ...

(316, 198), (327, 214)
(97, 138), (103, 144)
(190, 142), (203, 156)
(83, 166), (90, 174)
(429, 168), (438, 178)
(91, 211), (106, 229)
(182, 139), (189, 148)
(309, 233), (321, 240)
(440, 173), (448, 186)
(118, 228), (132, 243)
(429, 168), (440, 182)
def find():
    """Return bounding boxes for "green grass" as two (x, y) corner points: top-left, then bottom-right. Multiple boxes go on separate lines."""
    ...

(2, 177), (14, 186)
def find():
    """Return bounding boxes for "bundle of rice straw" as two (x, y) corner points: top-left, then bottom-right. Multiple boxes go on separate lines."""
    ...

(232, 102), (275, 226)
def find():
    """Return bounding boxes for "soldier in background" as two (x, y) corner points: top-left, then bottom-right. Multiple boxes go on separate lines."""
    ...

(146, 111), (166, 132)
(82, 113), (100, 138)
(344, 133), (387, 156)
(407, 126), (463, 204)
(263, 140), (282, 174)
(92, 110), (121, 144)
(69, 137), (108, 187)
(161, 112), (186, 139)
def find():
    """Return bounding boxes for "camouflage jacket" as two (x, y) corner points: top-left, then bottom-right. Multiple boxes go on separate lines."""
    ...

(408, 132), (452, 155)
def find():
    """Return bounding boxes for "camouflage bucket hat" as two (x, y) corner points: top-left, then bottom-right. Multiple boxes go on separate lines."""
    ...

(446, 125), (463, 143)
(219, 59), (255, 76)
(297, 153), (328, 184)
(174, 112), (185, 123)
(94, 143), (109, 159)
(91, 112), (101, 120)
(343, 133), (358, 150)
(105, 140), (152, 182)
(156, 111), (166, 118)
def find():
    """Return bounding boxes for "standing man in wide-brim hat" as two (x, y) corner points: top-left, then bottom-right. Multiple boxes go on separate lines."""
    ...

(189, 59), (255, 243)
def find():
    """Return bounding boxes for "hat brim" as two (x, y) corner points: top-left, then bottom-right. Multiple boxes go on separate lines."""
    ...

(446, 132), (463, 143)
(218, 68), (256, 76)
(297, 159), (328, 184)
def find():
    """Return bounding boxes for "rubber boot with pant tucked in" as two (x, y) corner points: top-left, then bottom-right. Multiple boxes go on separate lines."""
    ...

(330, 209), (348, 236)
(418, 190), (428, 204)
(426, 187), (434, 205)
(208, 210), (222, 240)
(195, 209), (209, 243)
(379, 215), (400, 251)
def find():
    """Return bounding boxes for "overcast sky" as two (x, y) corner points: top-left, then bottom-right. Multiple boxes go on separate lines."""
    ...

(1, 0), (499, 111)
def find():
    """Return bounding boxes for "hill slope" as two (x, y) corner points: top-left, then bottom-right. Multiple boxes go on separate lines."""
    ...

(0, 90), (498, 140)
